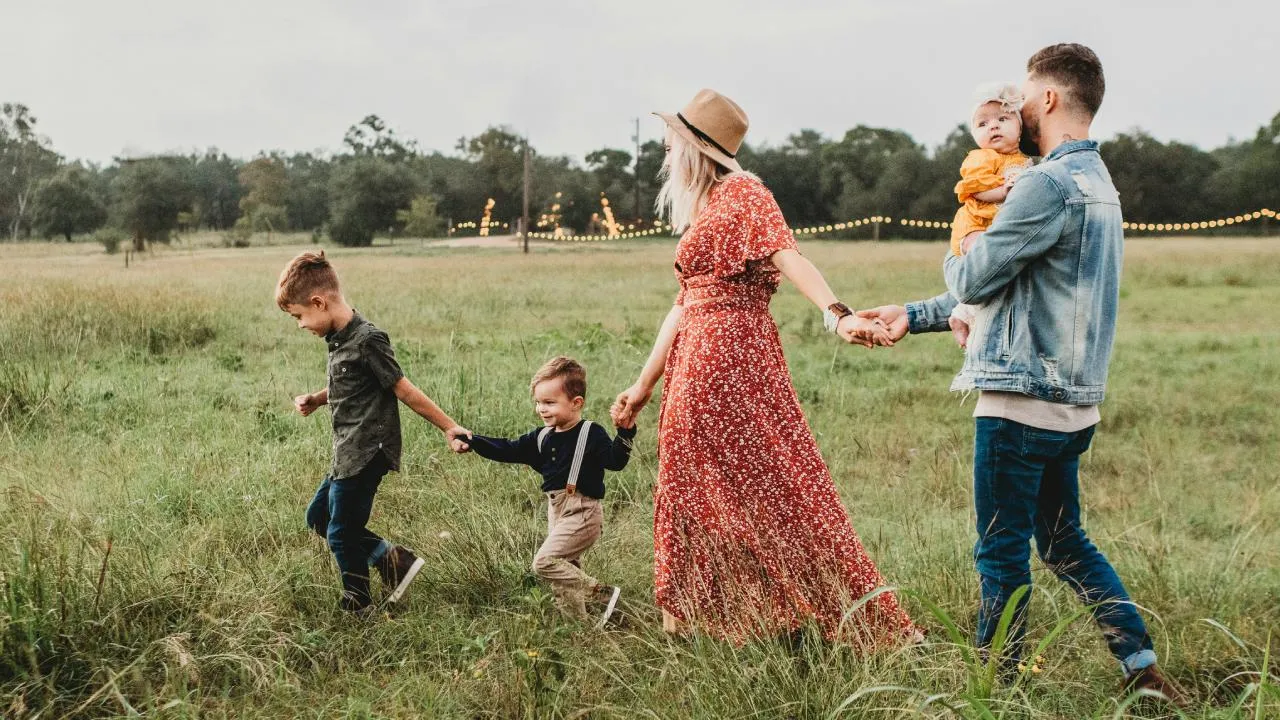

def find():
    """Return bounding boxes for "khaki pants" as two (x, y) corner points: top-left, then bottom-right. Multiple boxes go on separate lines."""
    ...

(532, 491), (602, 619)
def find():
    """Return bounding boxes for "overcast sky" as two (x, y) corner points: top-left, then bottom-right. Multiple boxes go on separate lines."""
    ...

(7, 0), (1278, 164)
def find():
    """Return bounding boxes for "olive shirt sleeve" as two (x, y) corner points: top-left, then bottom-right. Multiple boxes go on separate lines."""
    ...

(361, 330), (405, 390)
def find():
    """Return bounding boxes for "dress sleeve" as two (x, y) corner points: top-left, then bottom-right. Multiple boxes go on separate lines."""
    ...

(707, 175), (798, 279)
(954, 149), (1005, 202)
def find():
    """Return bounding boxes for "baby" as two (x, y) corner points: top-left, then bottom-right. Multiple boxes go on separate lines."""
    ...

(949, 83), (1032, 346)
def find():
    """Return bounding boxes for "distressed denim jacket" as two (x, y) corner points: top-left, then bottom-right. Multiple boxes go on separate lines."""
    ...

(906, 140), (1123, 405)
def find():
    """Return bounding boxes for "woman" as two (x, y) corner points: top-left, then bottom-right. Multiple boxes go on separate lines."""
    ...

(612, 89), (916, 645)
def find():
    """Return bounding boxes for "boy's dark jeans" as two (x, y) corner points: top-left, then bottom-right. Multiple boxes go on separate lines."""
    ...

(306, 454), (391, 607)
(973, 418), (1156, 675)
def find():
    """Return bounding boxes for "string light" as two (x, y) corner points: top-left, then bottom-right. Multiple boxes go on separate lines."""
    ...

(1122, 207), (1274, 232)
(454, 204), (1277, 239)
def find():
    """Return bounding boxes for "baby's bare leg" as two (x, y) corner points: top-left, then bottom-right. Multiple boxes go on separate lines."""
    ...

(960, 230), (985, 255)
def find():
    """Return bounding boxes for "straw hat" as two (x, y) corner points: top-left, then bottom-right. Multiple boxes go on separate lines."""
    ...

(655, 89), (747, 173)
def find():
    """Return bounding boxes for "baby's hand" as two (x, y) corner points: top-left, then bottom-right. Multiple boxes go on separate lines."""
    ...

(610, 404), (636, 430)
(949, 316), (971, 349)
(445, 426), (473, 453)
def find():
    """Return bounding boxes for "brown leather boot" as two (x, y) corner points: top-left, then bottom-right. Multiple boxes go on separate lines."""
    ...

(374, 546), (425, 603)
(1122, 665), (1189, 708)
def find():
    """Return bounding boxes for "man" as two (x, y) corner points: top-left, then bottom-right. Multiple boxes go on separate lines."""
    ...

(860, 44), (1182, 701)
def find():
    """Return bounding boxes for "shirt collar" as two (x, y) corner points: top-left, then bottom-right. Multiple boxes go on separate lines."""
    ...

(1044, 138), (1098, 162)
(325, 311), (365, 346)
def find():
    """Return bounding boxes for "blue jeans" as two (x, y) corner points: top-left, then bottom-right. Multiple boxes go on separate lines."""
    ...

(306, 455), (391, 606)
(973, 418), (1155, 675)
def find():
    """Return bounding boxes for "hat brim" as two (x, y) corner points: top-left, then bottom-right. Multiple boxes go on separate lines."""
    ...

(653, 112), (742, 173)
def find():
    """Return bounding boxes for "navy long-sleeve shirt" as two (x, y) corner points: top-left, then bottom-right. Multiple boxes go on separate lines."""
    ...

(469, 420), (636, 499)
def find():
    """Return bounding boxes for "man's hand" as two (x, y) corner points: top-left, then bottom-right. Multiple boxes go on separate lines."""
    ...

(949, 316), (971, 349)
(855, 305), (909, 343)
(445, 426), (472, 453)
(294, 393), (323, 416)
(836, 314), (890, 348)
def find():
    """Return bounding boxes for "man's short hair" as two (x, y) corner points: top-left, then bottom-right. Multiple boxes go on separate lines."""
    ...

(1027, 43), (1105, 117)
(531, 356), (587, 399)
(276, 250), (341, 309)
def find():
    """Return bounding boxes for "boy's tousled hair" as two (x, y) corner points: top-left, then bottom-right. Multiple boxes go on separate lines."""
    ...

(1027, 43), (1105, 118)
(531, 356), (587, 399)
(276, 250), (341, 310)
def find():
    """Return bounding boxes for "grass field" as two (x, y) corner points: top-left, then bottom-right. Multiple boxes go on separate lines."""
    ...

(1, 237), (1278, 719)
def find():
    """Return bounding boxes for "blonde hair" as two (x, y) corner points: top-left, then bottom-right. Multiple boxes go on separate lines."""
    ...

(530, 356), (587, 399)
(276, 250), (341, 309)
(655, 133), (734, 232)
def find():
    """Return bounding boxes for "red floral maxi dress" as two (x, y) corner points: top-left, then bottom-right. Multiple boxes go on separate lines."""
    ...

(655, 173), (915, 644)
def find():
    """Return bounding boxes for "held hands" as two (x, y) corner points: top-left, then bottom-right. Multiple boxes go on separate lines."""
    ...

(445, 426), (472, 453)
(853, 305), (909, 345)
(611, 383), (652, 429)
(294, 393), (323, 416)
(836, 314), (893, 348)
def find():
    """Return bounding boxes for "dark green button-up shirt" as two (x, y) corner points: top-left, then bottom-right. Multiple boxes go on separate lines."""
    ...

(325, 313), (404, 479)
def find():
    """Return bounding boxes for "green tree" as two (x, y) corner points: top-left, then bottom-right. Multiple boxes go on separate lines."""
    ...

(31, 165), (108, 241)
(1102, 131), (1220, 222)
(187, 150), (243, 230)
(585, 148), (635, 218)
(396, 194), (444, 237)
(0, 103), (61, 240)
(1205, 111), (1280, 221)
(328, 157), (416, 246)
(112, 158), (192, 251)
(344, 115), (418, 162)
(236, 156), (289, 237)
(458, 127), (525, 225)
(285, 152), (332, 230)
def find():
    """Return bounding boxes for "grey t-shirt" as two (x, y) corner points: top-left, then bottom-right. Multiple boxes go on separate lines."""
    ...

(325, 313), (404, 479)
(974, 391), (1099, 433)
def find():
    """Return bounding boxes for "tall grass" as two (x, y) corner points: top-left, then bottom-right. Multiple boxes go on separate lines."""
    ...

(1, 238), (1277, 718)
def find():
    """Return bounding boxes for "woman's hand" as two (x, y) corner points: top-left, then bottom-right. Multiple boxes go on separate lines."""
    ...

(837, 315), (894, 348)
(612, 382), (654, 428)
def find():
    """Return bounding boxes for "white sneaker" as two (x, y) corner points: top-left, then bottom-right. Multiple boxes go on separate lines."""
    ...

(595, 585), (621, 628)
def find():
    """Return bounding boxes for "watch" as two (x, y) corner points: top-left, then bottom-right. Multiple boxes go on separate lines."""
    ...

(823, 302), (853, 333)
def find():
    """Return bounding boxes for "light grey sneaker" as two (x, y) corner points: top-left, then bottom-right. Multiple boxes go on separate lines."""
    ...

(593, 585), (622, 628)
(374, 546), (425, 604)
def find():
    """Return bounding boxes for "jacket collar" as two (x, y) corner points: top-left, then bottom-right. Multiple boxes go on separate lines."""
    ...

(1045, 138), (1098, 162)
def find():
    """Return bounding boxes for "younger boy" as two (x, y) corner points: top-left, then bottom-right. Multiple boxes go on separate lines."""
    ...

(451, 357), (634, 626)
(277, 250), (467, 614)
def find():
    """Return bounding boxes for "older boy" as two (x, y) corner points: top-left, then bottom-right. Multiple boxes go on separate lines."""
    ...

(277, 250), (467, 614)
(451, 357), (634, 626)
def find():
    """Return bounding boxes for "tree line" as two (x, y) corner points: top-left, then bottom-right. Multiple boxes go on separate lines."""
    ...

(1, 102), (1277, 250)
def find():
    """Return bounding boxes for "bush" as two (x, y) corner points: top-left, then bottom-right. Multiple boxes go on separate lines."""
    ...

(94, 228), (127, 254)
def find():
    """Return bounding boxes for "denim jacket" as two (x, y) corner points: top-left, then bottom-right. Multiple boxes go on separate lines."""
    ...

(906, 140), (1123, 405)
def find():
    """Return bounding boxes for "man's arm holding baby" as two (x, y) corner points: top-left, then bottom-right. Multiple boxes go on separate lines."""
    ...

(972, 186), (1010, 203)
(944, 171), (1067, 305)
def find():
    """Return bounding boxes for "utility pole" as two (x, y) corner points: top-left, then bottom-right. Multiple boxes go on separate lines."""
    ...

(522, 136), (531, 254)
(633, 117), (642, 224)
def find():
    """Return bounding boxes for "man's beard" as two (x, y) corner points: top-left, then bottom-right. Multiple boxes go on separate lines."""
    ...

(1019, 116), (1041, 156)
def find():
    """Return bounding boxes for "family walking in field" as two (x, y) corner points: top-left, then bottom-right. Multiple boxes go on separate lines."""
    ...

(275, 43), (1183, 703)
